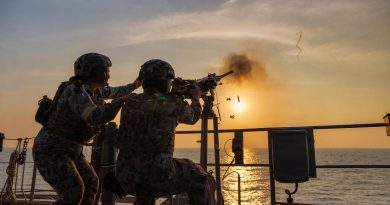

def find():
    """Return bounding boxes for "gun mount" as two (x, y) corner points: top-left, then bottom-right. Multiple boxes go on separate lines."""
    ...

(171, 70), (233, 99)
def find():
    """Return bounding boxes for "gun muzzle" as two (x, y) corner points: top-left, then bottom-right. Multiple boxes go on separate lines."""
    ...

(217, 70), (234, 80)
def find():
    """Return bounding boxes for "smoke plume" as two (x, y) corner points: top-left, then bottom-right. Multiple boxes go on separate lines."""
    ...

(219, 52), (267, 84)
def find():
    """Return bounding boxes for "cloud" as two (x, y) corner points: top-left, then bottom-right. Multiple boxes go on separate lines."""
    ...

(117, 2), (297, 46)
(111, 0), (390, 65)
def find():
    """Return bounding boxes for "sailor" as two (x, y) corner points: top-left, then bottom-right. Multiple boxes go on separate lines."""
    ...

(32, 53), (141, 205)
(116, 59), (211, 205)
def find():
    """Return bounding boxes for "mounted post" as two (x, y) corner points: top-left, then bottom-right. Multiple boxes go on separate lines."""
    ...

(100, 122), (117, 205)
(0, 132), (4, 152)
(232, 131), (244, 165)
(91, 128), (105, 204)
(384, 113), (390, 136)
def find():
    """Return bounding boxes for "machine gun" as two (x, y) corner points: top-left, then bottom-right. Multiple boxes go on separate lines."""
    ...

(171, 70), (233, 205)
(171, 70), (233, 98)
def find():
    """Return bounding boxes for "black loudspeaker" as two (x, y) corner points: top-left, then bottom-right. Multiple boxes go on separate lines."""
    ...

(270, 129), (316, 183)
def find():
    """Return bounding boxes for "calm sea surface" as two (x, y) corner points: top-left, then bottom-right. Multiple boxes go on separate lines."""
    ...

(1, 148), (390, 204)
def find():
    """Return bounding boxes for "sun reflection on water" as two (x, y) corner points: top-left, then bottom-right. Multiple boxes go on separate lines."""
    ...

(220, 148), (270, 205)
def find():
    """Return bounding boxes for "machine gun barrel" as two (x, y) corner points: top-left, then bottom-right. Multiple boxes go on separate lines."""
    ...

(216, 70), (234, 81)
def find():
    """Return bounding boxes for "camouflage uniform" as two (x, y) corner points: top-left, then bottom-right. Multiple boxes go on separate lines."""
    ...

(116, 92), (210, 204)
(33, 82), (136, 205)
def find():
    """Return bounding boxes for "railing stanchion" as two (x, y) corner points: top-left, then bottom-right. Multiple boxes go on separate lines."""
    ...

(268, 134), (276, 205)
(29, 164), (37, 202)
(213, 116), (223, 205)
(238, 174), (241, 205)
(200, 117), (208, 170)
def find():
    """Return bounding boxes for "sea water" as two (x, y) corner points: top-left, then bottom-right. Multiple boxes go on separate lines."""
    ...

(1, 148), (390, 205)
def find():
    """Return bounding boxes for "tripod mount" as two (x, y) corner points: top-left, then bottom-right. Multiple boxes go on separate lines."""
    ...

(199, 89), (223, 205)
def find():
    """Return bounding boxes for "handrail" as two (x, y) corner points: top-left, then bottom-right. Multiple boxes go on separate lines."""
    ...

(2, 122), (388, 205)
(176, 122), (388, 134)
(177, 122), (389, 205)
(4, 162), (390, 168)
(206, 164), (390, 168)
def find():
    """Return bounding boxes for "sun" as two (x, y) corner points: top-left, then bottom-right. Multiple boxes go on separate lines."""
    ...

(233, 102), (246, 112)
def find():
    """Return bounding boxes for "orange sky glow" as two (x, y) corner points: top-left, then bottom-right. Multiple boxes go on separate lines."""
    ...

(1, 0), (389, 148)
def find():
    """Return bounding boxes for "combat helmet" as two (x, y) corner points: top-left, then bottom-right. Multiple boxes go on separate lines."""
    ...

(139, 59), (175, 81)
(139, 59), (175, 93)
(74, 53), (112, 82)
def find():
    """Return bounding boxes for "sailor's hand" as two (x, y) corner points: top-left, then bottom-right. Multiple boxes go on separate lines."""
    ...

(133, 78), (143, 89)
(190, 84), (201, 101)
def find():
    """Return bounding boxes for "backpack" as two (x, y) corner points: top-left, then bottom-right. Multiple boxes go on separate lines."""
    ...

(35, 81), (70, 125)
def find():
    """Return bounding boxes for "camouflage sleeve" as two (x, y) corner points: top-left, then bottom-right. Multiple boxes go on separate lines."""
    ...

(98, 83), (135, 99)
(89, 99), (124, 124)
(178, 99), (202, 125)
(68, 87), (124, 125)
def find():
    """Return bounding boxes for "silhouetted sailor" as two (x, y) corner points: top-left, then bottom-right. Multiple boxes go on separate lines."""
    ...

(116, 59), (211, 205)
(33, 53), (141, 205)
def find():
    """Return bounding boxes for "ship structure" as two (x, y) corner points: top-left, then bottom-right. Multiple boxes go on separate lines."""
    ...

(1, 113), (389, 204)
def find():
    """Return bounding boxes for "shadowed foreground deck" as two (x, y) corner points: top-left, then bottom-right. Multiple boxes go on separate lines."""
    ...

(9, 194), (189, 205)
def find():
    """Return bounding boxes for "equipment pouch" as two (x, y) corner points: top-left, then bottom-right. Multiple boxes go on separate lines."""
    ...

(35, 81), (69, 126)
(35, 95), (53, 125)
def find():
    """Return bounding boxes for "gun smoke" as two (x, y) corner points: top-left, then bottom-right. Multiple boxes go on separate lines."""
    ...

(219, 53), (267, 84)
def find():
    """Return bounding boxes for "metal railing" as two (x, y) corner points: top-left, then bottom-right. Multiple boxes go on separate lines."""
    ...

(176, 122), (390, 205)
(1, 122), (389, 205)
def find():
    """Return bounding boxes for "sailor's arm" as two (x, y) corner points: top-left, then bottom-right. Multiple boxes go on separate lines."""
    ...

(178, 85), (202, 125)
(99, 78), (142, 99)
(68, 88), (124, 125)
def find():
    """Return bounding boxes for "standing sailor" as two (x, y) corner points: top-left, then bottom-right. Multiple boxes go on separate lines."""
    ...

(33, 53), (141, 205)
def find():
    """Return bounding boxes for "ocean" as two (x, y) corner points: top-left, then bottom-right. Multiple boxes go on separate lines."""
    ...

(1, 148), (390, 205)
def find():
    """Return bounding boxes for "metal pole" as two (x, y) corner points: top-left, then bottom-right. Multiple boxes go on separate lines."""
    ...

(14, 138), (22, 193)
(91, 128), (105, 205)
(20, 162), (27, 201)
(200, 117), (208, 170)
(29, 164), (37, 202)
(268, 134), (276, 205)
(238, 174), (241, 205)
(213, 116), (223, 205)
(100, 122), (117, 205)
(0, 132), (4, 152)
(224, 171), (241, 205)
(233, 131), (244, 165)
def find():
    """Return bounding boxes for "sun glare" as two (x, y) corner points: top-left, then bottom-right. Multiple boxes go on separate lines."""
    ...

(233, 102), (246, 112)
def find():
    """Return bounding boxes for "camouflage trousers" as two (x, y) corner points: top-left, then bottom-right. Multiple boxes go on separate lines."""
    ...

(116, 152), (210, 205)
(32, 128), (99, 205)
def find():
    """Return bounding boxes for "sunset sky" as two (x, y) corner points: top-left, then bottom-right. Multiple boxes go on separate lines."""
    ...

(1, 0), (389, 148)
